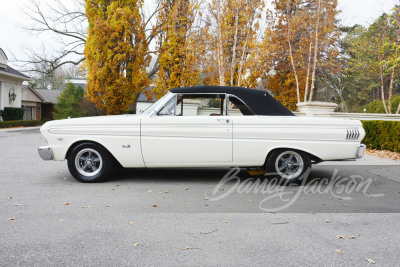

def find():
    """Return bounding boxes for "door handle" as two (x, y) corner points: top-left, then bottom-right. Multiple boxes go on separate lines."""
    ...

(217, 118), (230, 123)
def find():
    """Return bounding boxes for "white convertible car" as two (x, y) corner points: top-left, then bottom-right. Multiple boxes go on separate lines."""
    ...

(38, 86), (366, 183)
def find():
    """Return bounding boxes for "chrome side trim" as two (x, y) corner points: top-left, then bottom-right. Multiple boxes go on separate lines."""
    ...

(346, 128), (360, 140)
(38, 146), (53, 160)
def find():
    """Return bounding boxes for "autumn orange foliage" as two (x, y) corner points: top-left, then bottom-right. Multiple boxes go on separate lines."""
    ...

(84, 0), (150, 114)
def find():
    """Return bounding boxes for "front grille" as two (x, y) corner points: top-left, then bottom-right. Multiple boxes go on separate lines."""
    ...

(346, 129), (360, 140)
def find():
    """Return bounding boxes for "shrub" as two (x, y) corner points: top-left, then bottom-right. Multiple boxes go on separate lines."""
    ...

(2, 107), (24, 121)
(54, 83), (86, 119)
(359, 95), (400, 113)
(0, 120), (42, 128)
(362, 120), (400, 152)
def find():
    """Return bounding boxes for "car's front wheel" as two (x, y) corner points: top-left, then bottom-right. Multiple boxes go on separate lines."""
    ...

(67, 143), (113, 183)
(265, 149), (311, 184)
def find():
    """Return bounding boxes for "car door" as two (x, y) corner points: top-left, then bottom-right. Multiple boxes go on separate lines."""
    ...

(141, 94), (233, 167)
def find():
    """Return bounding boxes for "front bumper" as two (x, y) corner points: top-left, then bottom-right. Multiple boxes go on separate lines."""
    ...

(356, 144), (367, 159)
(38, 146), (53, 160)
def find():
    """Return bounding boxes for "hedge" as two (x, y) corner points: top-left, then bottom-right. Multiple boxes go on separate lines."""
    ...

(362, 120), (400, 152)
(2, 107), (24, 121)
(0, 120), (43, 128)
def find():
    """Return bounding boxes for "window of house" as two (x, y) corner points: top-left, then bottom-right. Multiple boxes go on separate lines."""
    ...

(22, 105), (33, 120)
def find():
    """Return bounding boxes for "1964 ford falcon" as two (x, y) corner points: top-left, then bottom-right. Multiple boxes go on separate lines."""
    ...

(38, 86), (366, 183)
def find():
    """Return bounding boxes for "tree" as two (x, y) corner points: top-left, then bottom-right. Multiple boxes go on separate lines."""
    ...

(262, 0), (340, 110)
(345, 13), (400, 114)
(54, 83), (85, 119)
(20, 0), (162, 112)
(20, 0), (87, 72)
(207, 0), (264, 88)
(153, 0), (205, 98)
(84, 0), (150, 114)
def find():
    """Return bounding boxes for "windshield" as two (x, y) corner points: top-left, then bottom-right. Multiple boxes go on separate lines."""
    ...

(142, 92), (173, 115)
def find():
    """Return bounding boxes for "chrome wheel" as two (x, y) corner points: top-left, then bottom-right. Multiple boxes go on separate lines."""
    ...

(75, 148), (103, 177)
(275, 151), (304, 180)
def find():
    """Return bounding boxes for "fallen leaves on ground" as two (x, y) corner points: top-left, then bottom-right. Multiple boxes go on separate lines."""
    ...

(366, 259), (376, 264)
(334, 249), (342, 254)
(200, 229), (217, 234)
(366, 148), (400, 161)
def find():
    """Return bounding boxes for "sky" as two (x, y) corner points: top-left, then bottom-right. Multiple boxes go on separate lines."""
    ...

(0, 0), (398, 69)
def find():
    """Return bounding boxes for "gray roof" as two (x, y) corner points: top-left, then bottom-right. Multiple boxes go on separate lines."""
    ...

(35, 89), (63, 104)
(22, 85), (46, 102)
(0, 65), (30, 80)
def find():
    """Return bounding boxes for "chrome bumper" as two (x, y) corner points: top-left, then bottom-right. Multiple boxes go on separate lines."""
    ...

(38, 146), (53, 160)
(356, 144), (367, 159)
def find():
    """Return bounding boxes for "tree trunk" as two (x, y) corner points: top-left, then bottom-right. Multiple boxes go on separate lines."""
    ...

(388, 66), (395, 114)
(216, 0), (225, 86)
(230, 6), (240, 86)
(286, 0), (300, 103)
(237, 7), (255, 87)
(379, 64), (389, 114)
(309, 0), (321, 102)
(304, 23), (313, 102)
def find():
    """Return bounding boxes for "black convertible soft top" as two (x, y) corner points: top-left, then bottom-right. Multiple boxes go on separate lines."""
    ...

(169, 86), (294, 116)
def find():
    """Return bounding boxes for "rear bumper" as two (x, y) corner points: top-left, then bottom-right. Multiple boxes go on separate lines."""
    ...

(356, 144), (367, 159)
(38, 146), (53, 160)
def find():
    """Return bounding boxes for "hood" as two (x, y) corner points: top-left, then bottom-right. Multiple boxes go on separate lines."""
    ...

(41, 114), (141, 130)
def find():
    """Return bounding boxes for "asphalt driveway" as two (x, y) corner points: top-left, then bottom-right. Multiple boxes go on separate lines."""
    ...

(1, 127), (400, 266)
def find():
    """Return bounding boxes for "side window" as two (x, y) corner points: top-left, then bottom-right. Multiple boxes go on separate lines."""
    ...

(228, 96), (254, 116)
(176, 94), (226, 116)
(158, 96), (176, 116)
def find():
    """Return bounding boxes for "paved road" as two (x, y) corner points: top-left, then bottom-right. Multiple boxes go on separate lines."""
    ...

(1, 128), (400, 266)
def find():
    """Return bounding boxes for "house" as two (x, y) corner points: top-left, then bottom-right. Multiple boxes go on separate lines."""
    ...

(34, 89), (63, 120)
(0, 48), (32, 120)
(21, 85), (46, 120)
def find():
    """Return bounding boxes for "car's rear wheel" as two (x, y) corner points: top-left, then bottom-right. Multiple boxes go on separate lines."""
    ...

(265, 149), (311, 184)
(67, 143), (113, 183)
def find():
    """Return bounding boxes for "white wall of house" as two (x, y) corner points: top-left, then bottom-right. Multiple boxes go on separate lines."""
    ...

(0, 74), (22, 111)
